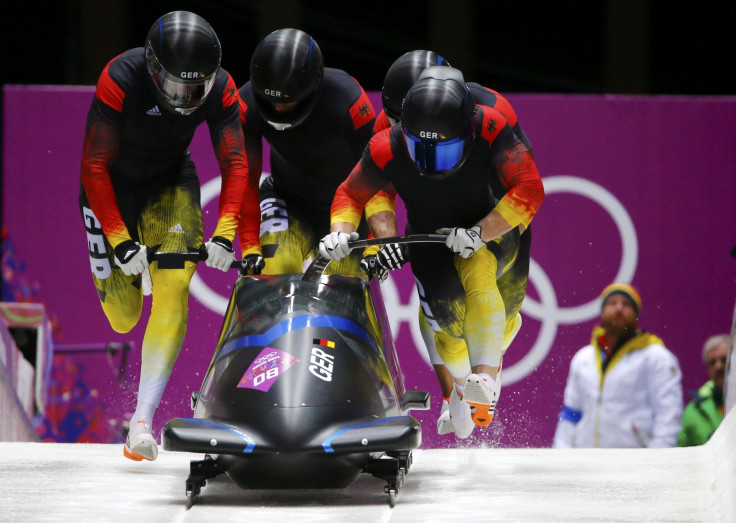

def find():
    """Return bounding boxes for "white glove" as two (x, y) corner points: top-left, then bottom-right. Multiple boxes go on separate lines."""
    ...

(436, 225), (485, 258)
(319, 231), (359, 261)
(205, 237), (235, 272)
(141, 267), (152, 296)
(113, 240), (149, 276)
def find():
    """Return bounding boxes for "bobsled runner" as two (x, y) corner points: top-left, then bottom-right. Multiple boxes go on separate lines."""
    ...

(159, 235), (445, 506)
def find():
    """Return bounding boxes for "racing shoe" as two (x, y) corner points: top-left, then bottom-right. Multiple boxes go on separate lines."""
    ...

(124, 420), (158, 461)
(463, 374), (498, 427)
(437, 399), (454, 435)
(449, 385), (474, 439)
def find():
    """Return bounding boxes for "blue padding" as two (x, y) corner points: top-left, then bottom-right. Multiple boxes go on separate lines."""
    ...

(216, 314), (376, 360)
(181, 418), (256, 453)
(321, 416), (404, 453)
(559, 405), (582, 424)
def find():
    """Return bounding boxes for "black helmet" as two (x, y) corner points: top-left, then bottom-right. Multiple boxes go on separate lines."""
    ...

(382, 50), (450, 126)
(145, 11), (221, 115)
(249, 28), (324, 130)
(401, 66), (477, 180)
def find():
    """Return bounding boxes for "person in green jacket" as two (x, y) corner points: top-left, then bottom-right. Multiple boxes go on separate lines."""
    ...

(677, 334), (730, 446)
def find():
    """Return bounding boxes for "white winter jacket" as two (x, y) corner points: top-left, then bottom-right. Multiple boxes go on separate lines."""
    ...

(553, 328), (683, 448)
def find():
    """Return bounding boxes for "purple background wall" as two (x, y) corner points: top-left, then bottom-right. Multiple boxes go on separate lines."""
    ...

(3, 86), (736, 447)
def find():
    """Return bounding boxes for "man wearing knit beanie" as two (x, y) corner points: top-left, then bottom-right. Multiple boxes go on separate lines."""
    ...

(600, 282), (642, 316)
(553, 282), (683, 448)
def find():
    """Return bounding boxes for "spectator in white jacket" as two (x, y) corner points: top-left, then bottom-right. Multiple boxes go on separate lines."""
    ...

(553, 283), (683, 448)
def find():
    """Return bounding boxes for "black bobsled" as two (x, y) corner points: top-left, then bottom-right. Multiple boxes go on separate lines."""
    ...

(161, 236), (444, 506)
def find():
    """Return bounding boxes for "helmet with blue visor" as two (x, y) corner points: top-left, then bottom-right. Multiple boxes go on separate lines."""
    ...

(401, 66), (477, 180)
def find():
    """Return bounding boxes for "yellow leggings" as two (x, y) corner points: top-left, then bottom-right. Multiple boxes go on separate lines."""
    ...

(431, 249), (506, 377)
(260, 213), (363, 277)
(86, 186), (202, 408)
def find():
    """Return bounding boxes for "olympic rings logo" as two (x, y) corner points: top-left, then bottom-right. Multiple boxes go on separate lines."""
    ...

(190, 175), (638, 386)
(508, 176), (639, 384)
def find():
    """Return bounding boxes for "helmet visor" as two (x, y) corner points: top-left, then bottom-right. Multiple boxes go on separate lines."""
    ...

(148, 52), (216, 113)
(403, 125), (474, 175)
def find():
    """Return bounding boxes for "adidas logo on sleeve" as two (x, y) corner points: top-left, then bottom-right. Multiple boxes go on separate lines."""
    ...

(146, 105), (162, 116)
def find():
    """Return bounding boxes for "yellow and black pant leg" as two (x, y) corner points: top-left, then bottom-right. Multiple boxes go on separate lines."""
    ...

(494, 226), (531, 347)
(411, 242), (507, 375)
(260, 205), (317, 275)
(259, 177), (364, 277)
(410, 245), (466, 373)
(78, 184), (143, 333)
(136, 181), (203, 383)
(259, 177), (316, 275)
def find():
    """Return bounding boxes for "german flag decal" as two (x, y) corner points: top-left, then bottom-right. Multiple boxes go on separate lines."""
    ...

(313, 339), (335, 348)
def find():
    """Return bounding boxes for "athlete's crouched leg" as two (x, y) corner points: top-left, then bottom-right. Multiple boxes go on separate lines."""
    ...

(97, 270), (144, 334)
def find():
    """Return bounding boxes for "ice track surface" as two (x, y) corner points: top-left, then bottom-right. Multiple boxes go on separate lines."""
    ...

(1, 411), (733, 522)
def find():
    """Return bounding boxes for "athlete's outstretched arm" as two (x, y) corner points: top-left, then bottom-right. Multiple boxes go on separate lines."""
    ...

(208, 74), (261, 255)
(80, 84), (128, 248)
(235, 87), (265, 255)
(487, 144), (545, 239)
(330, 159), (392, 234)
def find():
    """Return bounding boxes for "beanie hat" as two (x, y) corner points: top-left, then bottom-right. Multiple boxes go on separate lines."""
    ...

(600, 282), (642, 315)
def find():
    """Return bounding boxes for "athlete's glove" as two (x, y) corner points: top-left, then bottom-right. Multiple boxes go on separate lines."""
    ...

(114, 240), (149, 276)
(436, 225), (485, 258)
(376, 243), (408, 271)
(319, 231), (359, 261)
(205, 236), (235, 272)
(240, 253), (265, 276)
(141, 267), (153, 296)
(360, 255), (388, 283)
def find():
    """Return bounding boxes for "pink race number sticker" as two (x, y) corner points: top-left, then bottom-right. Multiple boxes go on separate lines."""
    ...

(238, 347), (298, 392)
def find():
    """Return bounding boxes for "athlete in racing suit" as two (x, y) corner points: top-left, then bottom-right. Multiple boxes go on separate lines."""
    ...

(371, 51), (536, 435)
(238, 28), (395, 276)
(320, 67), (544, 438)
(78, 11), (261, 461)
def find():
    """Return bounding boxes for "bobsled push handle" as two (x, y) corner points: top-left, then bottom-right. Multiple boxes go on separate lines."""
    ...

(145, 246), (241, 270)
(302, 233), (448, 282)
(346, 233), (448, 251)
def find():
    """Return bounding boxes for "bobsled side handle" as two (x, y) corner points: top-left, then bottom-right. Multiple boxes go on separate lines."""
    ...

(145, 247), (241, 270)
(401, 390), (431, 411)
(346, 233), (448, 250)
(302, 234), (448, 282)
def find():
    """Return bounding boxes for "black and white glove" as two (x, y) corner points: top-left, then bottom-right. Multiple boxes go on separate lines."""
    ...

(436, 225), (485, 258)
(205, 236), (235, 272)
(114, 240), (149, 276)
(319, 231), (359, 261)
(376, 243), (408, 271)
(360, 255), (388, 283)
(240, 253), (265, 276)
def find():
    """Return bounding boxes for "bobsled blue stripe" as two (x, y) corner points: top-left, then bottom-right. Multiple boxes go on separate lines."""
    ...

(181, 418), (256, 453)
(217, 314), (376, 360)
(322, 416), (404, 453)
(558, 405), (582, 424)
